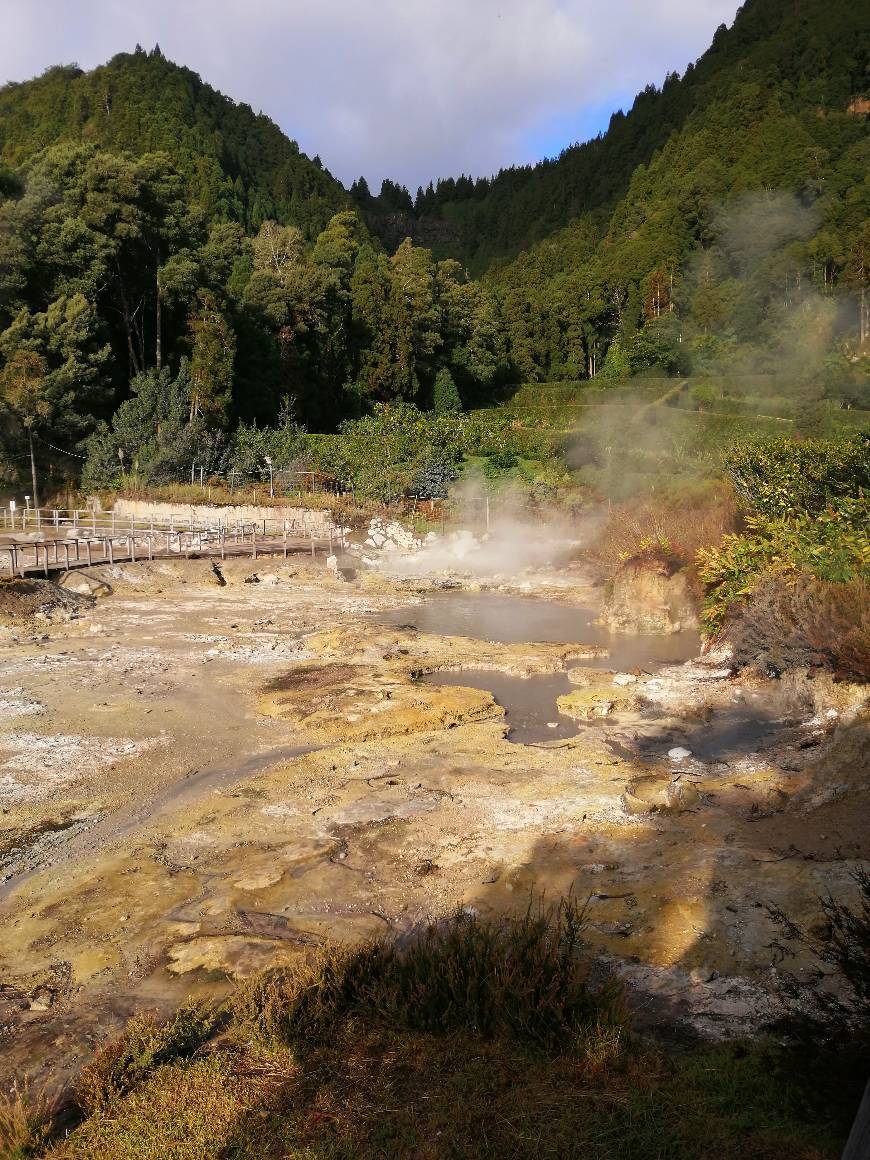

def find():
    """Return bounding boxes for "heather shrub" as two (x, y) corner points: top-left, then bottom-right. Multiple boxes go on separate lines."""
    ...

(729, 573), (870, 679)
(76, 1000), (221, 1115)
(590, 487), (738, 574)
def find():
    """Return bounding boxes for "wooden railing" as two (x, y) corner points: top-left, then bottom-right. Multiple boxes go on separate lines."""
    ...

(0, 509), (346, 578)
(0, 506), (331, 538)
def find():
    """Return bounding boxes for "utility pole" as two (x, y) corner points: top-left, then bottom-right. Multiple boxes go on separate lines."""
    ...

(28, 429), (39, 510)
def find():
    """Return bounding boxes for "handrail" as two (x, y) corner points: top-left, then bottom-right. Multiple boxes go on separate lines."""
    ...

(0, 506), (328, 537)
(1, 520), (342, 578)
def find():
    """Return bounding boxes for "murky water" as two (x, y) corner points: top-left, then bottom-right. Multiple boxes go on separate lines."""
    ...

(419, 669), (581, 743)
(376, 592), (699, 670)
(392, 592), (701, 744)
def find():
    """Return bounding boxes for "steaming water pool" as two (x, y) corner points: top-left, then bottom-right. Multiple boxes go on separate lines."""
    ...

(375, 592), (700, 744)
(375, 592), (699, 669)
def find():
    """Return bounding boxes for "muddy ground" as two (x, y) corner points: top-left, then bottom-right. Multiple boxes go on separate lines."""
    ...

(0, 557), (866, 1090)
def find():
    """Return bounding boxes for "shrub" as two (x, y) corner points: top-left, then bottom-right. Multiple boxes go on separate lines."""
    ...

(229, 403), (307, 479)
(697, 496), (870, 636)
(483, 448), (518, 477)
(76, 1000), (221, 1115)
(235, 901), (626, 1051)
(729, 573), (870, 679)
(724, 433), (869, 519)
(413, 456), (458, 499)
(769, 867), (870, 1059)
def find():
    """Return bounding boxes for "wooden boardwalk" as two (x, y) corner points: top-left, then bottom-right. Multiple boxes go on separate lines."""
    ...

(0, 508), (339, 578)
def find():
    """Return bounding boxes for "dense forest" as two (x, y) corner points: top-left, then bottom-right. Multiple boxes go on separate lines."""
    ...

(0, 0), (867, 496)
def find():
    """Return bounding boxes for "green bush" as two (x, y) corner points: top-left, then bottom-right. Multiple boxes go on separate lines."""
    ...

(300, 402), (566, 500)
(696, 496), (870, 636)
(724, 434), (869, 519)
(433, 367), (462, 414)
(228, 399), (307, 479)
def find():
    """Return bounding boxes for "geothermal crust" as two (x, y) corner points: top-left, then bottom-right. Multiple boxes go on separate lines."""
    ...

(0, 558), (866, 1087)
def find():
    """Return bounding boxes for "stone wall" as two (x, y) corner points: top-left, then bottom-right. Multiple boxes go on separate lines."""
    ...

(113, 498), (336, 536)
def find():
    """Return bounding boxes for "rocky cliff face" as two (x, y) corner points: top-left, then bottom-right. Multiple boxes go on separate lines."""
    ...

(599, 556), (699, 635)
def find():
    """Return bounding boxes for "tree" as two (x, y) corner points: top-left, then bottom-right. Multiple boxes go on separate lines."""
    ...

(0, 348), (48, 504)
(433, 367), (462, 414)
(188, 290), (236, 425)
(0, 293), (110, 496)
(83, 359), (223, 486)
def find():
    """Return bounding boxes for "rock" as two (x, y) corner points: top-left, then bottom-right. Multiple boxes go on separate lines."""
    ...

(58, 570), (112, 598)
(665, 779), (700, 810)
(598, 556), (699, 635)
(244, 573), (260, 584)
(613, 673), (638, 686)
(623, 773), (700, 815)
(558, 687), (637, 720)
(28, 987), (55, 1012)
(258, 573), (280, 585)
(668, 746), (693, 761)
(690, 967), (717, 985)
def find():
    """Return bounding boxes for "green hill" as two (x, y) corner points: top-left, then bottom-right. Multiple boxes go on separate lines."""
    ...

(0, 0), (866, 490)
(372, 0), (869, 273)
(0, 46), (349, 238)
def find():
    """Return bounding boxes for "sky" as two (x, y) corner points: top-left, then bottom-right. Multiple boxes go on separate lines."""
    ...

(0, 0), (741, 191)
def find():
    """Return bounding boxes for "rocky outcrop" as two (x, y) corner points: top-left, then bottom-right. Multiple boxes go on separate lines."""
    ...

(599, 556), (698, 635)
(363, 517), (422, 553)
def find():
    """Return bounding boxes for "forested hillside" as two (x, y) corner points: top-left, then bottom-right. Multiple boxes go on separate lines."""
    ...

(364, 0), (869, 272)
(0, 0), (867, 499)
(0, 45), (348, 236)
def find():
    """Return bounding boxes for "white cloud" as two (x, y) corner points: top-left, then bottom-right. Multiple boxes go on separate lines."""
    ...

(0, 0), (740, 189)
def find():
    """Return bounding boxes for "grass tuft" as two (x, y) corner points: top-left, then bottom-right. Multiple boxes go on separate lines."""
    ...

(234, 898), (627, 1050)
(0, 1080), (57, 1160)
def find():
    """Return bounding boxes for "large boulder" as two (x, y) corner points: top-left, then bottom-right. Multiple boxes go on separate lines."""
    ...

(599, 556), (698, 635)
(57, 570), (112, 598)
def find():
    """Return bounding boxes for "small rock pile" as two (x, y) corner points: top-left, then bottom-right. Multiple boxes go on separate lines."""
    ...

(363, 517), (422, 553)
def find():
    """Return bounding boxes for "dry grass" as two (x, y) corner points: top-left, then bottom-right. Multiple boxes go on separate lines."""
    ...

(7, 908), (860, 1158)
(43, 1032), (847, 1160)
(233, 898), (626, 1050)
(93, 483), (390, 528)
(588, 484), (738, 575)
(0, 1080), (57, 1159)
